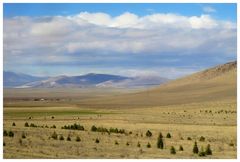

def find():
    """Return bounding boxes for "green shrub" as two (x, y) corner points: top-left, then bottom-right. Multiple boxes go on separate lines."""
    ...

(179, 145), (184, 151)
(3, 130), (8, 136)
(205, 144), (212, 155)
(12, 122), (16, 126)
(59, 135), (64, 140)
(193, 141), (199, 154)
(76, 136), (81, 142)
(199, 136), (205, 142)
(67, 135), (71, 141)
(166, 133), (171, 138)
(157, 136), (164, 149)
(95, 138), (100, 143)
(24, 122), (29, 127)
(147, 142), (151, 148)
(146, 130), (152, 137)
(137, 142), (141, 147)
(91, 125), (97, 132)
(170, 146), (176, 154)
(22, 132), (26, 139)
(51, 131), (58, 140)
(8, 131), (14, 137)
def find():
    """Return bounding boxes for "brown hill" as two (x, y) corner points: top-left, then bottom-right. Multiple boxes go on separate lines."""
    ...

(79, 61), (237, 108)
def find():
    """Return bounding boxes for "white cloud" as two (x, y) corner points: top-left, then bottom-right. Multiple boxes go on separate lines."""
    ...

(203, 6), (217, 13)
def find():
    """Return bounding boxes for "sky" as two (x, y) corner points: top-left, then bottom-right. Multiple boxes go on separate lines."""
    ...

(3, 3), (237, 79)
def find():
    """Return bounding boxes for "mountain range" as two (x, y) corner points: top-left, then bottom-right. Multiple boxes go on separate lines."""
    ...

(3, 71), (169, 88)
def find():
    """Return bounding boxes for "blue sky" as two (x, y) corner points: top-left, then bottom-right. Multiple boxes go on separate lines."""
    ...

(3, 3), (237, 78)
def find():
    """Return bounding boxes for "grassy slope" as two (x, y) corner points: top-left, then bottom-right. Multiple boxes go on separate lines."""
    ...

(78, 61), (236, 108)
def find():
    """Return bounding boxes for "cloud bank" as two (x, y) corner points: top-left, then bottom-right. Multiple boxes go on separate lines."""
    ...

(3, 12), (236, 78)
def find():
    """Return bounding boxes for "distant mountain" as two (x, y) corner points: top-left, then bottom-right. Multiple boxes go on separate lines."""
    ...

(3, 71), (47, 87)
(5, 72), (169, 88)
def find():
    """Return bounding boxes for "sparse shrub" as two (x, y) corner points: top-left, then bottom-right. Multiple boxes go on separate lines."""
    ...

(3, 142), (5, 146)
(95, 138), (100, 143)
(146, 130), (152, 137)
(126, 142), (129, 146)
(19, 139), (23, 145)
(179, 145), (184, 151)
(229, 141), (234, 146)
(45, 125), (49, 128)
(193, 141), (199, 154)
(12, 122), (16, 126)
(147, 142), (151, 148)
(67, 135), (71, 141)
(29, 116), (32, 119)
(51, 125), (56, 129)
(170, 146), (176, 154)
(59, 135), (64, 140)
(30, 123), (37, 127)
(137, 142), (141, 147)
(159, 132), (163, 139)
(157, 136), (164, 149)
(166, 133), (171, 138)
(115, 140), (119, 145)
(3, 130), (8, 136)
(198, 146), (206, 157)
(24, 122), (29, 127)
(51, 131), (58, 140)
(51, 116), (54, 119)
(22, 132), (26, 139)
(187, 137), (192, 140)
(91, 125), (97, 132)
(129, 131), (132, 135)
(8, 131), (14, 137)
(76, 136), (81, 142)
(199, 136), (205, 142)
(205, 144), (212, 155)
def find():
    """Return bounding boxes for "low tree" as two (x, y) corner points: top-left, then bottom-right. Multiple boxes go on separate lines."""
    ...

(76, 136), (81, 142)
(166, 133), (171, 138)
(126, 142), (129, 146)
(147, 142), (151, 148)
(179, 145), (184, 151)
(51, 131), (58, 140)
(24, 122), (29, 127)
(170, 146), (176, 154)
(3, 142), (5, 147)
(159, 132), (163, 139)
(146, 130), (152, 137)
(22, 132), (26, 139)
(199, 136), (205, 142)
(3, 130), (8, 136)
(205, 144), (212, 155)
(8, 131), (14, 137)
(91, 125), (97, 132)
(59, 135), (64, 140)
(95, 138), (100, 143)
(157, 136), (164, 149)
(12, 122), (16, 126)
(193, 141), (199, 154)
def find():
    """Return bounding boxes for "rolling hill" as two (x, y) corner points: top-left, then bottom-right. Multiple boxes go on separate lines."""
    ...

(78, 61), (237, 108)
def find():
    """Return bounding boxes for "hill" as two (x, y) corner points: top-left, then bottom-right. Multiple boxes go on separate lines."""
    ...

(78, 61), (237, 108)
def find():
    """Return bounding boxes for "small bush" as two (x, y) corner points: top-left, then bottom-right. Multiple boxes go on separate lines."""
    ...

(51, 131), (58, 140)
(51, 125), (56, 129)
(129, 131), (132, 135)
(12, 122), (16, 126)
(166, 133), (171, 138)
(30, 123), (37, 127)
(3, 142), (5, 147)
(158, 132), (163, 139)
(91, 125), (97, 132)
(76, 136), (81, 142)
(19, 139), (23, 145)
(147, 142), (151, 148)
(22, 132), (26, 139)
(193, 141), (199, 154)
(229, 141), (234, 146)
(146, 130), (152, 137)
(198, 146), (206, 157)
(8, 131), (14, 137)
(115, 140), (119, 145)
(24, 122), (29, 127)
(187, 137), (192, 140)
(51, 116), (55, 119)
(67, 135), (71, 141)
(59, 135), (64, 140)
(179, 145), (184, 151)
(137, 142), (141, 147)
(95, 138), (100, 143)
(199, 136), (205, 142)
(170, 146), (176, 154)
(126, 142), (129, 146)
(205, 144), (212, 155)
(3, 130), (8, 136)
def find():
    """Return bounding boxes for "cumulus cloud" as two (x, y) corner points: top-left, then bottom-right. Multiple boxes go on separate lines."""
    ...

(3, 12), (236, 78)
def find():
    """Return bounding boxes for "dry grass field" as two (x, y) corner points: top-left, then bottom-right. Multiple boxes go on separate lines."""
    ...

(3, 61), (237, 159)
